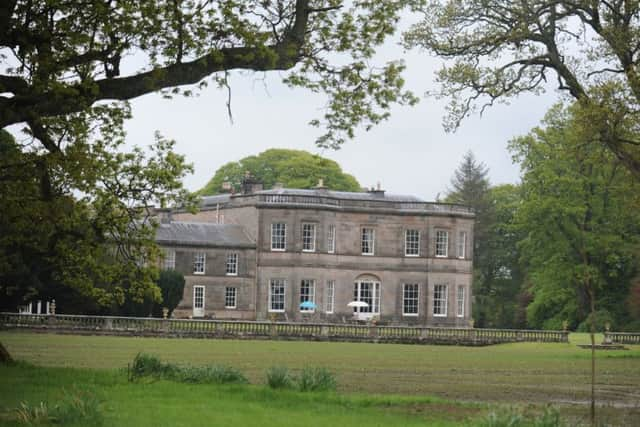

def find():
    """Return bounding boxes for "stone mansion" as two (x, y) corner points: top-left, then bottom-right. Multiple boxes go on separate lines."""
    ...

(156, 182), (474, 326)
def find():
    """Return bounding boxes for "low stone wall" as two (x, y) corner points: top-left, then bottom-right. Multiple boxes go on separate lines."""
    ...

(605, 332), (640, 345)
(0, 313), (569, 346)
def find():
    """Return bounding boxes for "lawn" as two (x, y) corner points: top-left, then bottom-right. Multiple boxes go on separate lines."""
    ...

(1, 331), (639, 426)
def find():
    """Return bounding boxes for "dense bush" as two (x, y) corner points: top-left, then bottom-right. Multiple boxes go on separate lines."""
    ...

(266, 366), (294, 389)
(576, 310), (616, 333)
(297, 367), (337, 392)
(473, 407), (563, 427)
(14, 387), (103, 425)
(130, 353), (247, 384)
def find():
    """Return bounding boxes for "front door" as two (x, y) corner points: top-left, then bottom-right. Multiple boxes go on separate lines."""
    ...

(193, 286), (205, 317)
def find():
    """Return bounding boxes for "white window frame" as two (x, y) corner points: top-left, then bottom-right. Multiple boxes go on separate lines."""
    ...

(457, 231), (467, 259)
(457, 285), (465, 317)
(193, 285), (205, 316)
(433, 284), (448, 317)
(405, 229), (420, 257)
(225, 253), (238, 276)
(353, 279), (381, 319)
(435, 230), (449, 258)
(325, 280), (335, 313)
(361, 228), (375, 256)
(193, 252), (206, 275)
(225, 286), (237, 309)
(299, 279), (316, 312)
(302, 223), (316, 252)
(268, 279), (286, 312)
(271, 223), (287, 251)
(163, 249), (176, 270)
(402, 283), (419, 316)
(327, 225), (336, 254)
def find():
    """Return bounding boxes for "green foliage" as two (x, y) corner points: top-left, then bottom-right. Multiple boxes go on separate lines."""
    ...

(154, 270), (186, 317)
(297, 367), (337, 392)
(576, 310), (616, 333)
(14, 387), (103, 426)
(130, 353), (247, 385)
(266, 366), (294, 389)
(0, 119), (194, 313)
(404, 1), (640, 178)
(2, 1), (416, 149)
(473, 407), (564, 427)
(511, 103), (640, 330)
(199, 149), (361, 195)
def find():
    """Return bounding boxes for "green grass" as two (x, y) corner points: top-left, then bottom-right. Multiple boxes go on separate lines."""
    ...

(1, 331), (639, 425)
(0, 363), (473, 427)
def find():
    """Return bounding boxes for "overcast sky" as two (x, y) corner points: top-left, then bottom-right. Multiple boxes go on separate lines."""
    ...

(123, 32), (558, 202)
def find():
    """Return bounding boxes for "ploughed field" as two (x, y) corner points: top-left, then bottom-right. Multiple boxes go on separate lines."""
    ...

(1, 331), (639, 426)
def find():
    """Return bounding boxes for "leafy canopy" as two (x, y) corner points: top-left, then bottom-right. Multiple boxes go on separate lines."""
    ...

(511, 103), (640, 329)
(199, 148), (361, 194)
(404, 0), (640, 177)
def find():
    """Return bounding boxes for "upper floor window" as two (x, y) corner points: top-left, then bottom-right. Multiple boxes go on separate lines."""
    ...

(403, 283), (419, 316)
(361, 228), (375, 255)
(325, 280), (335, 313)
(457, 285), (465, 317)
(435, 230), (448, 258)
(271, 223), (286, 251)
(405, 229), (420, 257)
(193, 252), (206, 275)
(225, 287), (237, 309)
(300, 279), (315, 312)
(302, 223), (316, 252)
(225, 253), (238, 276)
(457, 231), (467, 259)
(433, 284), (447, 317)
(269, 279), (286, 312)
(327, 225), (336, 253)
(162, 249), (175, 270)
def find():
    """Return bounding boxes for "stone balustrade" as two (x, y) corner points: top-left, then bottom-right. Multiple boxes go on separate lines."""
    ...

(604, 332), (640, 345)
(0, 313), (568, 346)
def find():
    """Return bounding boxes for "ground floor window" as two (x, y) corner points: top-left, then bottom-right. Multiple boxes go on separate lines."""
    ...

(225, 287), (237, 309)
(457, 285), (465, 317)
(269, 279), (286, 312)
(300, 279), (315, 312)
(403, 283), (419, 316)
(433, 284), (447, 317)
(353, 279), (380, 316)
(325, 280), (335, 313)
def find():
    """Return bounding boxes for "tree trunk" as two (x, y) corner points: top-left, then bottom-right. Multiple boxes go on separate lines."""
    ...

(588, 286), (596, 426)
(0, 341), (12, 364)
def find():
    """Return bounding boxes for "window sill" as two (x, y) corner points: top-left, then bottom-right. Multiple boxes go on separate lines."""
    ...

(302, 250), (316, 253)
(226, 273), (238, 277)
(271, 248), (286, 252)
(225, 306), (237, 310)
(435, 255), (447, 258)
(433, 313), (447, 317)
(362, 253), (374, 256)
(268, 309), (285, 313)
(404, 254), (420, 258)
(402, 313), (419, 317)
(193, 272), (205, 275)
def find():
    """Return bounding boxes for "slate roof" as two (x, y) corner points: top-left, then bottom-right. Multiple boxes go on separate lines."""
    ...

(201, 194), (232, 207)
(156, 222), (254, 248)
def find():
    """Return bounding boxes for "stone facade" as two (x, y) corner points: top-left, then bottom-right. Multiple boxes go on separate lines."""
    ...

(158, 187), (474, 326)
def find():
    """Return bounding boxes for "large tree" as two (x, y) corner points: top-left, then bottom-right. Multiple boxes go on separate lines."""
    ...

(404, 0), (640, 177)
(199, 148), (361, 194)
(0, 1), (416, 312)
(1, 0), (416, 148)
(445, 151), (493, 326)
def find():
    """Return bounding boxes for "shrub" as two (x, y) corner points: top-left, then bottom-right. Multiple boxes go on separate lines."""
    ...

(297, 367), (337, 392)
(130, 353), (247, 384)
(266, 366), (294, 389)
(53, 387), (103, 425)
(130, 353), (176, 380)
(576, 309), (615, 332)
(177, 365), (248, 384)
(473, 407), (563, 427)
(15, 401), (51, 425)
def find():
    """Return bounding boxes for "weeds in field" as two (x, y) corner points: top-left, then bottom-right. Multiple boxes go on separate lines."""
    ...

(265, 366), (294, 389)
(473, 406), (564, 427)
(297, 367), (336, 392)
(130, 353), (247, 384)
(14, 387), (103, 426)
(265, 366), (337, 392)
